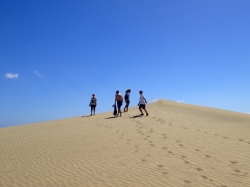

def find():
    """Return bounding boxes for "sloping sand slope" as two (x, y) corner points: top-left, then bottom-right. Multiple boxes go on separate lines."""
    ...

(1, 100), (250, 187)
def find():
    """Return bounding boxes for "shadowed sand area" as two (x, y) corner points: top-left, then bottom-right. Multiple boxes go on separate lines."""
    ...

(1, 100), (250, 187)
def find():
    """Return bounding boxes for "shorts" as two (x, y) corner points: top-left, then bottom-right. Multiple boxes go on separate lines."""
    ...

(139, 104), (146, 109)
(91, 105), (96, 110)
(117, 101), (123, 110)
(125, 101), (130, 107)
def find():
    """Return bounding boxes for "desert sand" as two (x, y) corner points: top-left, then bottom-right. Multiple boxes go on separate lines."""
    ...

(0, 100), (250, 187)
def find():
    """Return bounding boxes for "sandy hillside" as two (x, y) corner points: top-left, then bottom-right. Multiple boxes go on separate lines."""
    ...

(0, 100), (250, 187)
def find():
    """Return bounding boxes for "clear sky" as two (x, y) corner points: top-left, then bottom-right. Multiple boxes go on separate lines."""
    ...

(1, 0), (250, 128)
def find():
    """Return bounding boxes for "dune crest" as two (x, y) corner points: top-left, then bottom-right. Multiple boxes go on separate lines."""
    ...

(1, 100), (250, 187)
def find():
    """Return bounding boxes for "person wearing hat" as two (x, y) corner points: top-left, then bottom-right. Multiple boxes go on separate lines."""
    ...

(138, 90), (149, 116)
(115, 90), (123, 117)
(89, 94), (97, 116)
(124, 88), (131, 112)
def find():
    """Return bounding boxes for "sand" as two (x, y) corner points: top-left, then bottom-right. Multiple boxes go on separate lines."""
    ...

(0, 100), (250, 187)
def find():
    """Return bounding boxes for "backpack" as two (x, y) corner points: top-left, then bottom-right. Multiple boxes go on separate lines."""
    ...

(90, 98), (96, 105)
(124, 93), (128, 100)
(113, 105), (117, 116)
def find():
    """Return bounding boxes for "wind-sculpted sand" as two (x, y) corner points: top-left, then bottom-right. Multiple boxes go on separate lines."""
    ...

(1, 100), (250, 187)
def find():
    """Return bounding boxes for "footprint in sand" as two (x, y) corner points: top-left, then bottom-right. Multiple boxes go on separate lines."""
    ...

(202, 175), (208, 179)
(162, 147), (167, 149)
(195, 149), (200, 151)
(168, 151), (173, 154)
(140, 159), (146, 162)
(205, 155), (211, 158)
(179, 144), (184, 147)
(181, 155), (186, 158)
(223, 136), (230, 139)
(157, 165), (164, 168)
(230, 161), (238, 164)
(183, 180), (191, 184)
(185, 161), (189, 164)
(238, 139), (244, 141)
(233, 169), (241, 173)
(197, 168), (203, 172)
(162, 172), (168, 175)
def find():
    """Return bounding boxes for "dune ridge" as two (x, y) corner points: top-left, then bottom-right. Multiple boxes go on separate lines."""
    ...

(1, 100), (250, 187)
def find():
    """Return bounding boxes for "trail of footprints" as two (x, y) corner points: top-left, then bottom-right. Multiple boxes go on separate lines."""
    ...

(134, 118), (211, 184)
(97, 115), (249, 186)
(151, 117), (249, 185)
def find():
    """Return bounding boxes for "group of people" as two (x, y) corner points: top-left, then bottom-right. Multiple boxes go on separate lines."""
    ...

(89, 89), (149, 117)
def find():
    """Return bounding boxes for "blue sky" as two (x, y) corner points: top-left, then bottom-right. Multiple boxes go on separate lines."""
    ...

(1, 0), (250, 128)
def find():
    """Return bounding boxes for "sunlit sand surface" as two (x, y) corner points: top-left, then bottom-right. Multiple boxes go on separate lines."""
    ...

(1, 100), (250, 187)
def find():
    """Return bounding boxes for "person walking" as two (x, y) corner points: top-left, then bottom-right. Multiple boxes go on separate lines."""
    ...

(124, 88), (131, 112)
(138, 90), (149, 116)
(89, 94), (97, 116)
(115, 90), (123, 117)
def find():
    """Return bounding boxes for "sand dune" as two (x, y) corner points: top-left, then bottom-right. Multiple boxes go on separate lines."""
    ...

(1, 100), (250, 187)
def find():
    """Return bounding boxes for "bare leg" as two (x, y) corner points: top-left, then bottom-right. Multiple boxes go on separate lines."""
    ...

(117, 109), (121, 117)
(124, 104), (127, 112)
(139, 108), (144, 115)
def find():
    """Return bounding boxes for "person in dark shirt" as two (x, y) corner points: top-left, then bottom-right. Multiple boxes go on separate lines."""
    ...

(124, 88), (131, 112)
(89, 94), (97, 116)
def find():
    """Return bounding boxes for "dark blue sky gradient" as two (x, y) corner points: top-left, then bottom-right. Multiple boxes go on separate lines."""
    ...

(1, 0), (250, 127)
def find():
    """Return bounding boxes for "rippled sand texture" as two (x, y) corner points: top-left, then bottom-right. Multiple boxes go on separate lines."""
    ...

(1, 100), (250, 187)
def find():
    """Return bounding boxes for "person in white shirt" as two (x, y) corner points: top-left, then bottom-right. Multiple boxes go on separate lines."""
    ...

(138, 90), (149, 116)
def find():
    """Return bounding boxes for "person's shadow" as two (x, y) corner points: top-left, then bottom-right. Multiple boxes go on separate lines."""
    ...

(105, 116), (117, 119)
(81, 115), (91, 118)
(130, 114), (143, 118)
